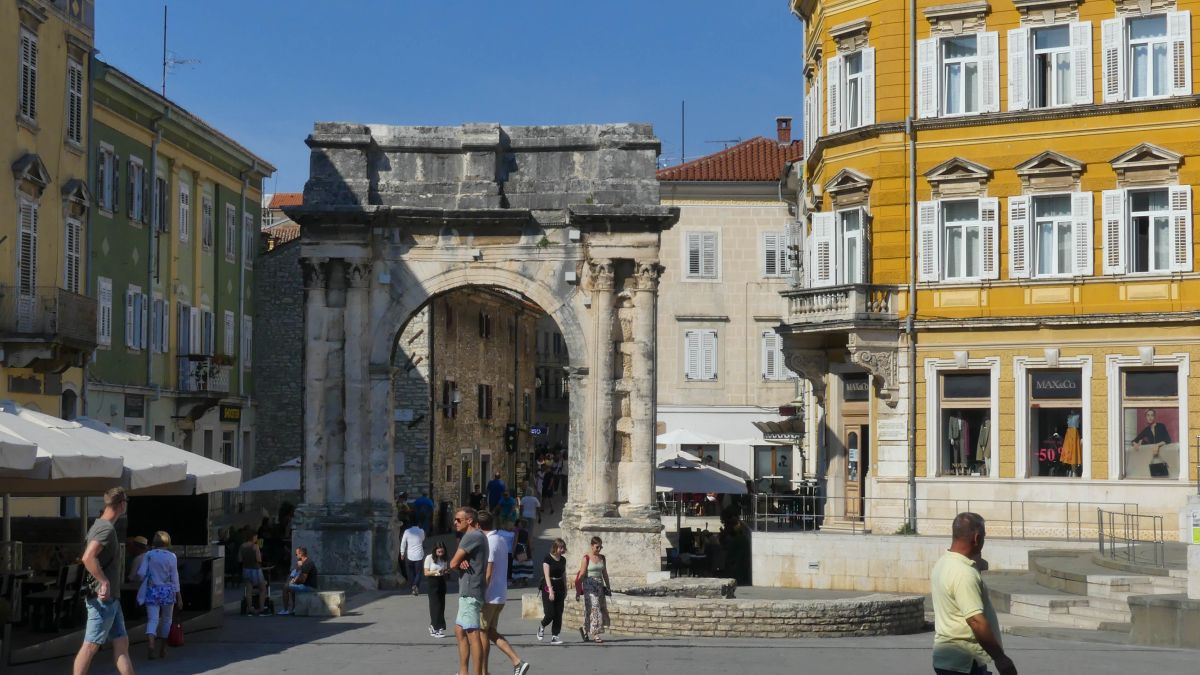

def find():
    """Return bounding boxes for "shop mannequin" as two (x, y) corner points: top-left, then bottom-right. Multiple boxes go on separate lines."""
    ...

(1061, 409), (1082, 477)
(976, 418), (991, 475)
(947, 412), (965, 475)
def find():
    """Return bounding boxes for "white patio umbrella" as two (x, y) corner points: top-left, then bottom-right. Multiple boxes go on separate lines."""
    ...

(0, 402), (126, 494)
(71, 418), (241, 496)
(655, 455), (749, 495)
(655, 428), (723, 446)
(0, 424), (37, 471)
(228, 457), (300, 493)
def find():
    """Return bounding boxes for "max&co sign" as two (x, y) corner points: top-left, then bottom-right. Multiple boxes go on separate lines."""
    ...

(1030, 370), (1082, 400)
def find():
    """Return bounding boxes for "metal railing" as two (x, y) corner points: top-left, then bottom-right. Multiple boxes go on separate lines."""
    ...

(751, 493), (1141, 541)
(0, 284), (97, 348)
(1097, 508), (1166, 568)
(177, 355), (230, 394)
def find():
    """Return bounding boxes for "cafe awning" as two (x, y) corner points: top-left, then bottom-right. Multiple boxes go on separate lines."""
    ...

(73, 418), (242, 496)
(655, 451), (748, 495)
(228, 457), (299, 493)
(751, 417), (806, 443)
(0, 424), (37, 471)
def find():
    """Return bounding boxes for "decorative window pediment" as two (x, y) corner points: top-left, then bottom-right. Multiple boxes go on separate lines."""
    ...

(830, 18), (872, 52)
(924, 157), (993, 198)
(1114, 0), (1178, 17)
(925, 1), (990, 36)
(1012, 0), (1080, 25)
(1110, 143), (1183, 186)
(1015, 151), (1084, 192)
(61, 178), (92, 219)
(12, 153), (51, 198)
(825, 168), (873, 208)
(16, 0), (48, 27)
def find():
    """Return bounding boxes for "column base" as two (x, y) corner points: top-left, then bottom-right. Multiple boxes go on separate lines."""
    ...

(563, 511), (664, 590)
(293, 501), (398, 591)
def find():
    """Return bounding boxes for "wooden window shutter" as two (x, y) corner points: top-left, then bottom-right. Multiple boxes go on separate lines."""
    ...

(1168, 11), (1192, 96)
(701, 330), (717, 380)
(125, 289), (135, 348)
(97, 277), (112, 346)
(1101, 189), (1127, 275)
(1070, 22), (1093, 105)
(861, 47), (876, 126)
(917, 38), (939, 118)
(20, 30), (37, 119)
(763, 233), (779, 276)
(826, 55), (843, 134)
(810, 212), (836, 287)
(64, 218), (81, 293)
(1071, 192), (1094, 276)
(18, 201), (38, 297)
(686, 232), (702, 277)
(979, 32), (1000, 113)
(917, 201), (941, 282)
(1101, 18), (1125, 103)
(979, 198), (1000, 279)
(684, 330), (701, 380)
(140, 293), (149, 350)
(1007, 196), (1031, 278)
(701, 232), (718, 278)
(1169, 185), (1192, 272)
(1007, 28), (1030, 111)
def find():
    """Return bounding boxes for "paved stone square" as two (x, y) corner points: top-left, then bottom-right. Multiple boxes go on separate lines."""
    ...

(16, 588), (1198, 675)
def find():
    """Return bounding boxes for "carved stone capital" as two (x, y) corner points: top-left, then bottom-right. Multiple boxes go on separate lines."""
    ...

(847, 333), (900, 407)
(301, 257), (329, 290)
(346, 259), (373, 288)
(588, 258), (615, 292)
(783, 349), (828, 406)
(634, 260), (663, 291)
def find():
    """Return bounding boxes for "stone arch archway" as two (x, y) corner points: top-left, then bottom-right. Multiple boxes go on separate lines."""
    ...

(286, 122), (678, 589)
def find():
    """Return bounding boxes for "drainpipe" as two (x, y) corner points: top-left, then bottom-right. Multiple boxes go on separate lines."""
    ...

(147, 110), (166, 437)
(905, 0), (919, 532)
(237, 164), (255, 483)
(82, 50), (98, 417)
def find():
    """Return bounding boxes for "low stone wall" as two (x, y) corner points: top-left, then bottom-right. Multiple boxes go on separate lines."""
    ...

(521, 592), (925, 638)
(1128, 593), (1200, 649)
(622, 577), (736, 599)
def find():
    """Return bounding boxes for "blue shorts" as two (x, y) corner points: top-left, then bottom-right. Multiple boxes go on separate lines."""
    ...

(455, 596), (483, 630)
(243, 568), (265, 585)
(287, 583), (316, 593)
(84, 597), (127, 645)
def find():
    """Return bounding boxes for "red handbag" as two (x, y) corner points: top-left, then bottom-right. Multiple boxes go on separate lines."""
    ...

(167, 621), (184, 647)
(573, 555), (586, 596)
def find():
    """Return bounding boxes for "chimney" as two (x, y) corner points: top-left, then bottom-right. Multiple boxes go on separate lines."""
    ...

(776, 116), (793, 143)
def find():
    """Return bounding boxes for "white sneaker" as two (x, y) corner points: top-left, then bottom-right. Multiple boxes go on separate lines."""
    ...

(536, 625), (544, 641)
(550, 635), (562, 645)
(276, 609), (290, 616)
(434, 629), (447, 638)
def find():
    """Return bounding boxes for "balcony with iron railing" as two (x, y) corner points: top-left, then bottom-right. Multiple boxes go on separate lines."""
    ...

(177, 355), (231, 395)
(781, 283), (899, 330)
(0, 285), (97, 370)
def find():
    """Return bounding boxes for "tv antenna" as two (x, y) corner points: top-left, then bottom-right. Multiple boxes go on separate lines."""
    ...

(705, 139), (743, 149)
(161, 5), (200, 97)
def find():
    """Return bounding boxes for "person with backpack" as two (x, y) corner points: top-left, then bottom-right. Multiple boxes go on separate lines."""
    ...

(137, 531), (182, 660)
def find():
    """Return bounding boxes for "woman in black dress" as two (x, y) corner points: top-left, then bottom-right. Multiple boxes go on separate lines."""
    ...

(537, 538), (568, 644)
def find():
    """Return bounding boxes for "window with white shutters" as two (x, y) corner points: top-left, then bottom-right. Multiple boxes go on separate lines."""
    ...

(763, 232), (791, 277)
(809, 212), (836, 287)
(685, 231), (719, 280)
(178, 181), (191, 243)
(64, 218), (81, 293)
(97, 147), (118, 212)
(940, 198), (999, 281)
(1104, 12), (1192, 102)
(919, 32), (999, 117)
(1014, 193), (1093, 278)
(839, 208), (867, 285)
(225, 204), (237, 261)
(97, 277), (113, 347)
(128, 158), (145, 223)
(150, 297), (162, 353)
(176, 302), (191, 353)
(828, 48), (876, 131)
(66, 59), (83, 144)
(202, 309), (215, 356)
(1105, 187), (1192, 274)
(19, 28), (37, 121)
(761, 331), (796, 381)
(201, 194), (214, 249)
(242, 315), (253, 368)
(17, 199), (39, 300)
(243, 212), (255, 268)
(684, 329), (718, 381)
(224, 310), (235, 355)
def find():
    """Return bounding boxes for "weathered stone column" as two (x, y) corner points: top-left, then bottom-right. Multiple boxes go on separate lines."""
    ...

(343, 259), (371, 503)
(588, 258), (617, 513)
(301, 257), (329, 504)
(621, 260), (661, 517)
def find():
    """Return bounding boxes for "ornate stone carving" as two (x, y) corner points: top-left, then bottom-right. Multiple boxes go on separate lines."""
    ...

(588, 258), (616, 291)
(783, 349), (829, 405)
(634, 260), (663, 291)
(301, 257), (329, 290)
(847, 333), (899, 406)
(346, 259), (373, 288)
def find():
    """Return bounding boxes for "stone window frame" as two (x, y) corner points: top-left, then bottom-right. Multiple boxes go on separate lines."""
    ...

(826, 19), (875, 133)
(681, 229), (721, 282)
(924, 1), (991, 37)
(1012, 353), (1094, 479)
(1104, 351), (1189, 482)
(1014, 151), (1085, 194)
(1012, 0), (1081, 26)
(924, 157), (993, 200)
(1102, 3), (1191, 103)
(1109, 142), (1182, 188)
(919, 2), (1000, 119)
(923, 355), (1002, 479)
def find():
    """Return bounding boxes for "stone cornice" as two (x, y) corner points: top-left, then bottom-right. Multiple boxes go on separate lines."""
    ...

(923, 0), (990, 21)
(829, 18), (871, 40)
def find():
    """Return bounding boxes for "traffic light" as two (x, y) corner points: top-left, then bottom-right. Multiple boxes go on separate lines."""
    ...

(504, 423), (518, 452)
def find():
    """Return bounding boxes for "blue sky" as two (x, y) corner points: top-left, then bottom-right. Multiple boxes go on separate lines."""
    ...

(96, 1), (803, 192)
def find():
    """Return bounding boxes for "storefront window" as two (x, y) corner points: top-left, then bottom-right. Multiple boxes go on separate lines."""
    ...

(941, 373), (991, 476)
(1121, 369), (1179, 479)
(1029, 369), (1083, 477)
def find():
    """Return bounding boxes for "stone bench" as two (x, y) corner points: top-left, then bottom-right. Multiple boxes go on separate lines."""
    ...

(293, 590), (345, 617)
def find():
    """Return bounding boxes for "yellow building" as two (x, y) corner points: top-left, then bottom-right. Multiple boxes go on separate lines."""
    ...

(786, 0), (1199, 538)
(0, 0), (96, 419)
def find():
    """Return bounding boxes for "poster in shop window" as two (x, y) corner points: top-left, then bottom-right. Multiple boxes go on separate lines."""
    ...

(1122, 406), (1179, 479)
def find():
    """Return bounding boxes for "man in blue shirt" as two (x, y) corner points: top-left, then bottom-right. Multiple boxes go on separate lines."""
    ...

(486, 474), (506, 513)
(413, 492), (435, 533)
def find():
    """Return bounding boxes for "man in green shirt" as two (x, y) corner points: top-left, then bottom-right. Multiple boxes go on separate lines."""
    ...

(930, 512), (1017, 675)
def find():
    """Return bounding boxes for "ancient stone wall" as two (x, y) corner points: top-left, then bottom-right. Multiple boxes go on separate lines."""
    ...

(393, 306), (432, 499)
(253, 240), (304, 476)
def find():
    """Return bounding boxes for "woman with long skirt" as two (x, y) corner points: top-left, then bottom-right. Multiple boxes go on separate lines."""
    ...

(574, 536), (610, 643)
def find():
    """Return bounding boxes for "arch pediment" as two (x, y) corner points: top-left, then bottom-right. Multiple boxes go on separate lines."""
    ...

(924, 157), (992, 199)
(1015, 151), (1084, 193)
(1110, 143), (1183, 187)
(12, 153), (51, 197)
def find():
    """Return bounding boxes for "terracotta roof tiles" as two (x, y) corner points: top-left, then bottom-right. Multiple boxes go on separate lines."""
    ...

(657, 137), (804, 182)
(268, 192), (303, 208)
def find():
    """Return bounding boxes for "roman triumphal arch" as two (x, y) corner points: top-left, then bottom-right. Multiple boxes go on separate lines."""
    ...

(283, 123), (678, 590)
